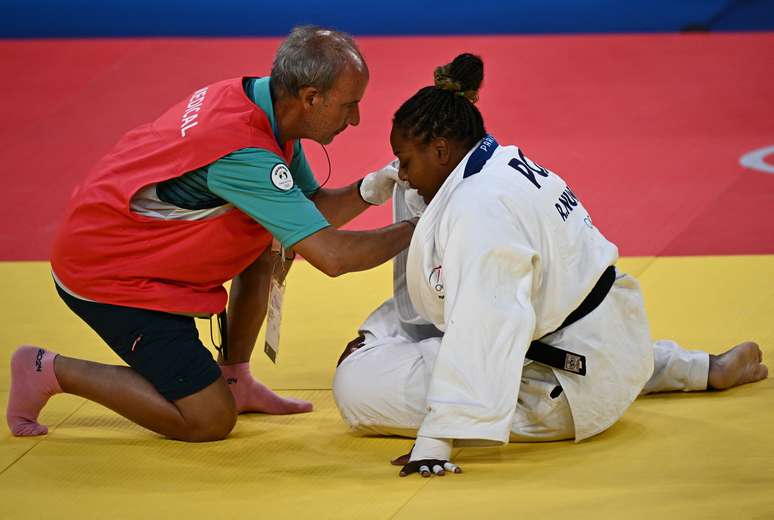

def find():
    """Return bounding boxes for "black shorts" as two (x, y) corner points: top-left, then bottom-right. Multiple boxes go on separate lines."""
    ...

(56, 283), (222, 401)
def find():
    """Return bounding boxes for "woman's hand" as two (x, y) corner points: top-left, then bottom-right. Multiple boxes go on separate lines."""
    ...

(337, 333), (366, 366)
(399, 459), (462, 477)
(391, 449), (462, 477)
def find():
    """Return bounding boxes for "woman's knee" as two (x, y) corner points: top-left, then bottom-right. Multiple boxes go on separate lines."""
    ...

(333, 350), (410, 431)
(332, 361), (369, 426)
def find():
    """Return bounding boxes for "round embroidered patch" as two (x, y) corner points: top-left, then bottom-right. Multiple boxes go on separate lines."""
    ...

(270, 163), (294, 191)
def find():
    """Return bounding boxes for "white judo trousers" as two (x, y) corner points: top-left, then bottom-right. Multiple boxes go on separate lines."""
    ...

(333, 297), (710, 442)
(334, 137), (709, 445)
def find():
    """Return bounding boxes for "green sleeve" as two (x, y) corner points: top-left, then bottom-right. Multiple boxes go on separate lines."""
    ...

(290, 140), (321, 196)
(207, 147), (330, 248)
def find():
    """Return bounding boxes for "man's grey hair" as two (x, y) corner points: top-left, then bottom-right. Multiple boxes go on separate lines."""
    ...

(271, 25), (367, 99)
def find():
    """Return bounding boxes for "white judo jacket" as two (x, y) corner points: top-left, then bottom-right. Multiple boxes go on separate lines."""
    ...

(402, 135), (653, 443)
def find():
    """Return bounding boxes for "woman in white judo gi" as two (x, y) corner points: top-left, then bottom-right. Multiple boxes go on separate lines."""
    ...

(333, 54), (768, 478)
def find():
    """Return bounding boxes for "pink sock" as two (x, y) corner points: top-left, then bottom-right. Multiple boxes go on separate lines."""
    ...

(7, 346), (62, 436)
(220, 363), (313, 415)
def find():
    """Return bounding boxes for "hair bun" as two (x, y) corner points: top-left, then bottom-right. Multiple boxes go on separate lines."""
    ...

(433, 53), (483, 103)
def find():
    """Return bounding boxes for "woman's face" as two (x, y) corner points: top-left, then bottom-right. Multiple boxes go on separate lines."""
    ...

(390, 127), (461, 204)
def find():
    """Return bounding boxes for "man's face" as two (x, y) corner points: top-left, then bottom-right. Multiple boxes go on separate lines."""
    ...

(305, 65), (368, 145)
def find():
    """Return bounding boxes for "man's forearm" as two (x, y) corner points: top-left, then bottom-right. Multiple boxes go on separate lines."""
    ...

(334, 220), (415, 274)
(294, 219), (416, 277)
(311, 183), (370, 228)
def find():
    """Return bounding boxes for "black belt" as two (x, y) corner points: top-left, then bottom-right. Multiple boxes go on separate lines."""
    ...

(525, 265), (616, 376)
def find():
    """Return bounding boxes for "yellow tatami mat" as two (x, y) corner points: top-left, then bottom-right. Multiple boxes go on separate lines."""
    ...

(1, 257), (772, 519)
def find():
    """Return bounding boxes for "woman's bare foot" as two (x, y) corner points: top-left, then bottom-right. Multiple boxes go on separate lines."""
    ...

(708, 342), (768, 390)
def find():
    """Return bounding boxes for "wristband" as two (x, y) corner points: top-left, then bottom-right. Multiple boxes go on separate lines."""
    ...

(356, 178), (375, 205)
(410, 436), (453, 462)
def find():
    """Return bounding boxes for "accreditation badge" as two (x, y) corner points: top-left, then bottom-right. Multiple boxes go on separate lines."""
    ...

(264, 239), (288, 363)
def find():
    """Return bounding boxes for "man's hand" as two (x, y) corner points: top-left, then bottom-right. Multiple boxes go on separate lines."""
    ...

(359, 159), (400, 205)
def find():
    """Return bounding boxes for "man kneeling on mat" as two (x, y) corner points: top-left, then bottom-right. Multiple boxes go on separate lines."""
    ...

(332, 53), (768, 478)
(7, 27), (413, 442)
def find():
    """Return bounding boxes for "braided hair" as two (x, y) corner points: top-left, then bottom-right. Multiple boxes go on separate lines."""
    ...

(393, 53), (486, 148)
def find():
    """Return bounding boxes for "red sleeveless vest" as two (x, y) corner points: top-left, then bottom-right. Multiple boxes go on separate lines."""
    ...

(51, 78), (293, 315)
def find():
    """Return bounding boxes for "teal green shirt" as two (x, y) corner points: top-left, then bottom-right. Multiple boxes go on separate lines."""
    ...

(156, 77), (329, 248)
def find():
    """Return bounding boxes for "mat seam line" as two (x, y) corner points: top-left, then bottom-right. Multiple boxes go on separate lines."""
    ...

(387, 478), (432, 520)
(0, 397), (88, 476)
(387, 447), (465, 520)
(654, 169), (747, 257)
(634, 171), (747, 281)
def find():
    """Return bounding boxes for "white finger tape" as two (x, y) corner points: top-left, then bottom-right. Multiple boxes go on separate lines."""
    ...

(432, 465), (444, 475)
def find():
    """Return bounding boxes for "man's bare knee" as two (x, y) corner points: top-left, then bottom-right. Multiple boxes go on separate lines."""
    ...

(173, 379), (237, 442)
(179, 411), (237, 442)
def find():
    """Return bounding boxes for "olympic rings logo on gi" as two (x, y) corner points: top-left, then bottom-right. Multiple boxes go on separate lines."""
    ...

(740, 145), (774, 174)
(429, 266), (444, 300)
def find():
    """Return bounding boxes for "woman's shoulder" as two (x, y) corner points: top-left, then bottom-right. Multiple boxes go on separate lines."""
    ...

(446, 172), (515, 221)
